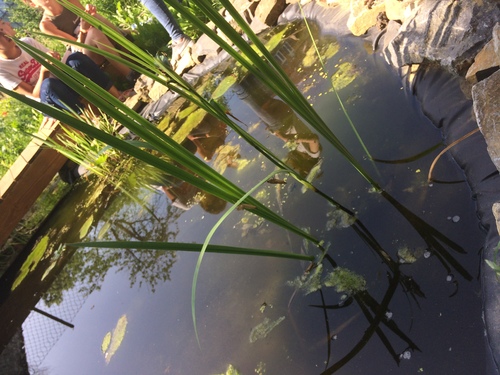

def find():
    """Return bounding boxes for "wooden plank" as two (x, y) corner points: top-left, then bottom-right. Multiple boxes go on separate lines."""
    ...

(0, 120), (68, 247)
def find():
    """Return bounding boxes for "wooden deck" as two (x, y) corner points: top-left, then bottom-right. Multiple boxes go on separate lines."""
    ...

(0, 118), (68, 248)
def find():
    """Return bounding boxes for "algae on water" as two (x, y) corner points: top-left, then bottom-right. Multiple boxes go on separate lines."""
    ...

(397, 246), (425, 264)
(326, 206), (356, 229)
(214, 364), (242, 375)
(249, 316), (285, 343)
(286, 263), (323, 295)
(323, 267), (366, 295)
(331, 62), (359, 91)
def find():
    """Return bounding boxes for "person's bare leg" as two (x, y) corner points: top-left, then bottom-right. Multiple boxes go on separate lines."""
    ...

(84, 28), (132, 77)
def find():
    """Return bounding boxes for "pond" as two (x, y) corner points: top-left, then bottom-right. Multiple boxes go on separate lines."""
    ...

(1, 21), (487, 374)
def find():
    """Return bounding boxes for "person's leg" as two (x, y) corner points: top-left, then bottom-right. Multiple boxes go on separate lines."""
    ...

(65, 52), (114, 91)
(83, 27), (133, 78)
(39, 78), (83, 113)
(66, 52), (130, 100)
(140, 0), (185, 41)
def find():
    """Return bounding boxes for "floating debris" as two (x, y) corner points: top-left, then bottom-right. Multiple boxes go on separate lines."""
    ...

(400, 350), (412, 360)
(249, 316), (285, 343)
(323, 267), (366, 295)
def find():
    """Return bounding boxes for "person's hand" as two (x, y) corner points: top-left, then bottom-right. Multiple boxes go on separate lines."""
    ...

(85, 4), (97, 16)
(47, 51), (61, 61)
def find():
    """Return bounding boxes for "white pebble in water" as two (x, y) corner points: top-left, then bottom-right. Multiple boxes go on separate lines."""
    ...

(400, 351), (411, 360)
(446, 274), (453, 282)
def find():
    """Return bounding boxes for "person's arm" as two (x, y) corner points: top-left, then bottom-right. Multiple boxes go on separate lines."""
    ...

(12, 65), (50, 99)
(12, 50), (60, 99)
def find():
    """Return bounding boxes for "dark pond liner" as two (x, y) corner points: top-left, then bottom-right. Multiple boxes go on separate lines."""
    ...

(280, 2), (500, 373)
(411, 63), (500, 375)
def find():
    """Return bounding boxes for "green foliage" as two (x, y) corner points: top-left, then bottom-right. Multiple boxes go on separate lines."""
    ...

(0, 96), (41, 176)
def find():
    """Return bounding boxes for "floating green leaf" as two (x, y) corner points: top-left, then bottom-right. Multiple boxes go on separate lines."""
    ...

(103, 314), (128, 364)
(79, 215), (94, 239)
(101, 332), (111, 354)
(11, 235), (49, 290)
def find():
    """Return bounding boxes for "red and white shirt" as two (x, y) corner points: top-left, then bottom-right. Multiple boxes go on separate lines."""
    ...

(0, 37), (49, 95)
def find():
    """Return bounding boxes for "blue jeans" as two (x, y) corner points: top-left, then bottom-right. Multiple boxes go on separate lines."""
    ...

(40, 52), (113, 113)
(140, 0), (185, 41)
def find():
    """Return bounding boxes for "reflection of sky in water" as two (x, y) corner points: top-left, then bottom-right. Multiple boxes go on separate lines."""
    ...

(22, 25), (487, 375)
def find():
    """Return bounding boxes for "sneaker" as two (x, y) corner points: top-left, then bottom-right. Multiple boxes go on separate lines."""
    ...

(171, 36), (194, 69)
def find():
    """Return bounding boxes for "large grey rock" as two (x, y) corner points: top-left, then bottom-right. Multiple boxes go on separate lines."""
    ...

(472, 69), (500, 172)
(346, 0), (386, 36)
(383, 0), (500, 73)
(466, 23), (500, 83)
(255, 0), (287, 25)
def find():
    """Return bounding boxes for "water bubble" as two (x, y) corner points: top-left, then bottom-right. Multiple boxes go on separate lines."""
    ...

(452, 215), (460, 223)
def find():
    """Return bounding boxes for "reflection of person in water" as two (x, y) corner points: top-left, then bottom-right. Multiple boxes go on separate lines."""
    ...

(160, 180), (227, 214)
(157, 116), (229, 213)
(181, 118), (228, 161)
(234, 81), (322, 179)
(260, 98), (322, 177)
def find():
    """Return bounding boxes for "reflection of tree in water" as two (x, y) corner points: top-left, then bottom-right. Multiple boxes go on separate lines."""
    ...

(42, 189), (183, 307)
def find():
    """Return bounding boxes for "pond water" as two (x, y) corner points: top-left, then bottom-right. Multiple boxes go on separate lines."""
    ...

(2, 22), (487, 374)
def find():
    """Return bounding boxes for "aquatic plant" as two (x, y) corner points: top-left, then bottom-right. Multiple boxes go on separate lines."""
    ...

(485, 241), (500, 280)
